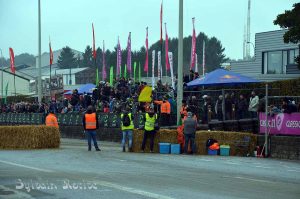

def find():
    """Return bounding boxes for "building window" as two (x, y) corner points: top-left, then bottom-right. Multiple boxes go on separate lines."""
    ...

(267, 51), (282, 74)
(263, 48), (298, 74)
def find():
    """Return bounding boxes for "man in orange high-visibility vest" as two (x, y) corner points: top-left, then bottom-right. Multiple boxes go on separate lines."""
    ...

(154, 96), (171, 126)
(45, 110), (59, 128)
(82, 105), (100, 151)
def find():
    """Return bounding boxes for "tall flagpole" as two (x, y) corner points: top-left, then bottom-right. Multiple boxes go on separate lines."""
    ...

(38, 0), (42, 103)
(49, 36), (52, 99)
(177, 0), (183, 125)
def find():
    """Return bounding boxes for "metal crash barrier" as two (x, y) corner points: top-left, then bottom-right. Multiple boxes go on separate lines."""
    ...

(0, 112), (148, 128)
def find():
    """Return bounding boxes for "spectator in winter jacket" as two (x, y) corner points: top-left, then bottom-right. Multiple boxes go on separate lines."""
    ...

(183, 112), (197, 154)
(248, 91), (259, 118)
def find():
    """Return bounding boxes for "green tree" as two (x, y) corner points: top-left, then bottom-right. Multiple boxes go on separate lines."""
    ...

(57, 46), (77, 69)
(274, 3), (300, 69)
(82, 45), (93, 68)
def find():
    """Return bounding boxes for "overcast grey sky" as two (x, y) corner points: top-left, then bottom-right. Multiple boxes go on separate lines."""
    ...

(0, 0), (297, 60)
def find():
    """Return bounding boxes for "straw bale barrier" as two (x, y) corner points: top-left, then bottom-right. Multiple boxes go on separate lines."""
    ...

(0, 126), (60, 149)
(132, 129), (257, 156)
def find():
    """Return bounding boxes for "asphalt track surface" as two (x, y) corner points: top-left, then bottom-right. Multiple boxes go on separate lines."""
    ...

(0, 139), (299, 199)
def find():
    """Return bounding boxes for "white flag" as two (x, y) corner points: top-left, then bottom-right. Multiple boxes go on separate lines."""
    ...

(157, 51), (161, 81)
(152, 50), (156, 90)
(168, 52), (175, 90)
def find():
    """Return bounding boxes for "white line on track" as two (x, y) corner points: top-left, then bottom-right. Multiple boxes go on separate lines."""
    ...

(223, 176), (275, 184)
(93, 180), (175, 199)
(287, 169), (300, 173)
(254, 165), (271, 169)
(0, 160), (53, 173)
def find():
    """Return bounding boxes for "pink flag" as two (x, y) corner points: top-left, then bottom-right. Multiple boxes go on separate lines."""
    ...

(9, 47), (15, 74)
(117, 37), (121, 77)
(127, 32), (132, 75)
(144, 27), (149, 73)
(165, 23), (170, 71)
(102, 40), (107, 80)
(190, 18), (196, 69)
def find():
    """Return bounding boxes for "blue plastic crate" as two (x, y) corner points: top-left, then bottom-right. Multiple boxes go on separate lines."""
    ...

(220, 145), (230, 156)
(171, 144), (180, 154)
(208, 149), (218, 155)
(159, 143), (170, 154)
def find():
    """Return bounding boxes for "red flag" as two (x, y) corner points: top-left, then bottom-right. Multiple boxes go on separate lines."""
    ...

(49, 40), (53, 66)
(190, 18), (196, 69)
(144, 27), (149, 73)
(92, 23), (96, 59)
(160, 1), (163, 43)
(165, 24), (170, 71)
(9, 48), (15, 74)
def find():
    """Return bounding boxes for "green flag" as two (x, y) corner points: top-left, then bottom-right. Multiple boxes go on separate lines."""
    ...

(124, 64), (127, 79)
(4, 82), (9, 104)
(138, 62), (141, 82)
(96, 68), (99, 85)
(133, 62), (137, 82)
(110, 66), (114, 86)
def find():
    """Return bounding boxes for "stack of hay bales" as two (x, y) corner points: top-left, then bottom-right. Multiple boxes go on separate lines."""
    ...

(132, 129), (178, 153)
(0, 126), (60, 149)
(132, 129), (257, 156)
(195, 131), (257, 156)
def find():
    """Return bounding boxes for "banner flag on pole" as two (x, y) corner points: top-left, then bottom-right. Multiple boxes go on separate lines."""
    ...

(92, 23), (96, 59)
(9, 48), (15, 74)
(203, 40), (205, 76)
(102, 40), (107, 81)
(127, 32), (132, 77)
(49, 39), (53, 66)
(117, 37), (121, 78)
(168, 52), (175, 90)
(4, 82), (8, 104)
(144, 27), (149, 73)
(110, 66), (114, 86)
(133, 62), (137, 81)
(157, 51), (161, 81)
(152, 50), (155, 90)
(139, 62), (141, 82)
(160, 1), (163, 43)
(195, 53), (198, 73)
(165, 23), (170, 71)
(96, 68), (99, 85)
(190, 18), (196, 69)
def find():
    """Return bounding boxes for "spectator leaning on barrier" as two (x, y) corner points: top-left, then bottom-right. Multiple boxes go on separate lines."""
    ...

(183, 111), (197, 154)
(215, 95), (223, 121)
(248, 91), (259, 118)
(141, 108), (157, 153)
(82, 105), (100, 151)
(282, 98), (298, 114)
(45, 109), (59, 128)
(121, 108), (134, 152)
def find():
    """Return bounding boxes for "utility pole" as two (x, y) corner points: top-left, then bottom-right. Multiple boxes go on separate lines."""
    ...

(0, 49), (3, 104)
(177, 0), (183, 125)
(38, 0), (42, 102)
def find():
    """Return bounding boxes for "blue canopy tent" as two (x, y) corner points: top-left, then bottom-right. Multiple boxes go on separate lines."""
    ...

(187, 68), (261, 122)
(187, 69), (260, 87)
(64, 83), (96, 95)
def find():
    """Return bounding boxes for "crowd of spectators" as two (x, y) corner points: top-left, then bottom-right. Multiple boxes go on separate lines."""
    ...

(1, 76), (299, 125)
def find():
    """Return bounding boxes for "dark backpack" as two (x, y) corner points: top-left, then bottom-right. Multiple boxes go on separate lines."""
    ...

(122, 114), (131, 127)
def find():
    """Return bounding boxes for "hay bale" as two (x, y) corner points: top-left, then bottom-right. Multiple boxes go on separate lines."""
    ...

(132, 129), (178, 153)
(0, 126), (60, 149)
(195, 131), (257, 156)
(132, 129), (257, 156)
